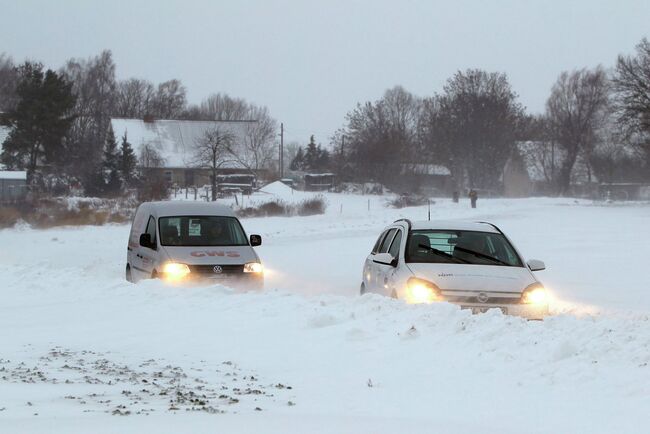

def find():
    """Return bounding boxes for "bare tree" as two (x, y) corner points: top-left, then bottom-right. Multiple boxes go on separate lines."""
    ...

(191, 127), (237, 201)
(200, 93), (249, 120)
(241, 106), (277, 171)
(115, 78), (155, 118)
(612, 38), (650, 169)
(546, 67), (609, 193)
(138, 145), (167, 201)
(342, 86), (421, 187)
(61, 50), (117, 182)
(139, 144), (166, 168)
(152, 79), (187, 118)
(420, 70), (523, 190)
(0, 53), (19, 112)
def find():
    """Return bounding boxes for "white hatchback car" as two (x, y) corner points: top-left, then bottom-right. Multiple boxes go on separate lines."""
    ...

(361, 219), (549, 319)
(126, 201), (263, 288)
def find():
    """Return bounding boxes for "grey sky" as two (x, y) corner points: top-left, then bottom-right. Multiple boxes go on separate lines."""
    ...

(1, 0), (649, 144)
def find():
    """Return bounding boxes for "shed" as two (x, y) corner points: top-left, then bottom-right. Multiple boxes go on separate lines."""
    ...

(304, 173), (335, 191)
(0, 171), (27, 202)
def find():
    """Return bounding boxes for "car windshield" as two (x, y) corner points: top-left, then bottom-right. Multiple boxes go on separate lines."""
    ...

(158, 216), (248, 247)
(405, 230), (522, 267)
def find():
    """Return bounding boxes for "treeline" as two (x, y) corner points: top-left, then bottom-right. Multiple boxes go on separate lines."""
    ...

(0, 50), (277, 196)
(331, 38), (650, 194)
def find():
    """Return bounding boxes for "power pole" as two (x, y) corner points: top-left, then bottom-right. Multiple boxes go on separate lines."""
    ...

(279, 122), (284, 179)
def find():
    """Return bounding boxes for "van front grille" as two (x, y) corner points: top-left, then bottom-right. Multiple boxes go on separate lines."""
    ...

(188, 264), (244, 274)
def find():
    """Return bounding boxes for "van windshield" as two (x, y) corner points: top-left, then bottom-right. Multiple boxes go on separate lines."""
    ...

(159, 216), (248, 247)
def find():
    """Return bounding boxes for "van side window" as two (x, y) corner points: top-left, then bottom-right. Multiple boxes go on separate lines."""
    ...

(145, 216), (157, 249)
(378, 229), (397, 253)
(388, 230), (402, 259)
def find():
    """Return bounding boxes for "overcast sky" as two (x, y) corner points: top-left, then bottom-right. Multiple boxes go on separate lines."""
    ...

(1, 0), (649, 143)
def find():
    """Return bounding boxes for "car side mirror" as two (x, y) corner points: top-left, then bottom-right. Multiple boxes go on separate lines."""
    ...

(250, 234), (262, 247)
(139, 233), (152, 248)
(373, 252), (398, 267)
(527, 259), (546, 271)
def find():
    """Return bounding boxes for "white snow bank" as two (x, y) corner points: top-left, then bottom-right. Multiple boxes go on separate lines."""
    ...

(257, 180), (297, 198)
(2, 197), (650, 432)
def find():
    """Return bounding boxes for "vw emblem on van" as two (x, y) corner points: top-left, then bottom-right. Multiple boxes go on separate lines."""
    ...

(477, 292), (489, 303)
(213, 265), (223, 274)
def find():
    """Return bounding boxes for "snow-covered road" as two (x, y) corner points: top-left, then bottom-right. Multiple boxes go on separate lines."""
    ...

(1, 196), (650, 433)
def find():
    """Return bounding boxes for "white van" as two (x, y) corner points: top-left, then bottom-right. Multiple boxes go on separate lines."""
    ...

(126, 201), (263, 288)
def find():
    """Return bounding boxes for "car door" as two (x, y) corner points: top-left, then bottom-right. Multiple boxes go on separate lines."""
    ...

(377, 229), (402, 295)
(139, 215), (158, 277)
(365, 230), (388, 291)
(373, 228), (397, 294)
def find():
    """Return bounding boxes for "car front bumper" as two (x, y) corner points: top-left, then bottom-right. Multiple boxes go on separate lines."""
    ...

(180, 273), (264, 290)
(457, 302), (549, 320)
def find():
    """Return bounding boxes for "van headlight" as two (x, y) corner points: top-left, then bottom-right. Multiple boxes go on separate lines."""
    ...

(244, 262), (263, 274)
(521, 283), (548, 305)
(161, 262), (191, 280)
(406, 277), (441, 304)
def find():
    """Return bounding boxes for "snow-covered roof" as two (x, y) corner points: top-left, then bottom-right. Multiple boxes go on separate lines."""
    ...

(405, 163), (451, 176)
(0, 170), (27, 180)
(407, 220), (500, 233)
(110, 118), (256, 169)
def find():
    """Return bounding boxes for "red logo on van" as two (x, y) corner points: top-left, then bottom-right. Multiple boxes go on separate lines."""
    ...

(190, 251), (241, 258)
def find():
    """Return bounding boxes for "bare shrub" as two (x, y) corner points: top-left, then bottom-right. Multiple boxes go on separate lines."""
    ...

(236, 196), (327, 218)
(387, 194), (429, 209)
(297, 195), (327, 216)
(0, 207), (22, 228)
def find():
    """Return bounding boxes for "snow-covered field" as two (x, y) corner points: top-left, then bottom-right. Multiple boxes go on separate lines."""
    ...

(1, 193), (650, 433)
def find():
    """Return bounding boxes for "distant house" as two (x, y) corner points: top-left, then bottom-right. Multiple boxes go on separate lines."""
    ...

(109, 117), (267, 188)
(402, 163), (453, 195)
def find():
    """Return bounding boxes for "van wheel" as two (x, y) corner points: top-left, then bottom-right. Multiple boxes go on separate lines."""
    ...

(390, 289), (398, 299)
(125, 265), (132, 283)
(360, 283), (366, 295)
(151, 270), (158, 279)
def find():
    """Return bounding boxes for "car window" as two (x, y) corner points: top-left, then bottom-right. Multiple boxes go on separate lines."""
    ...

(158, 216), (248, 246)
(378, 229), (397, 253)
(145, 216), (157, 248)
(388, 230), (402, 258)
(372, 231), (388, 254)
(405, 230), (522, 267)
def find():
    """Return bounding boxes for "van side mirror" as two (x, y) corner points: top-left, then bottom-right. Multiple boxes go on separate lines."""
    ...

(527, 259), (546, 271)
(373, 252), (398, 267)
(250, 234), (262, 247)
(139, 233), (152, 248)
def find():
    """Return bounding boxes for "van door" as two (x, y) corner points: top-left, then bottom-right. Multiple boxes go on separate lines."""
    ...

(128, 206), (149, 280)
(138, 215), (158, 277)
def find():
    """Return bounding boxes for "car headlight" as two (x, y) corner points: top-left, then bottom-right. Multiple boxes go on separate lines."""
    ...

(244, 262), (263, 273)
(161, 262), (191, 280)
(406, 277), (441, 304)
(521, 283), (548, 304)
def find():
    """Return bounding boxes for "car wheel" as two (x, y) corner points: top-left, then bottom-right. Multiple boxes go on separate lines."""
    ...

(360, 282), (366, 295)
(390, 289), (398, 299)
(151, 270), (158, 279)
(125, 265), (132, 283)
